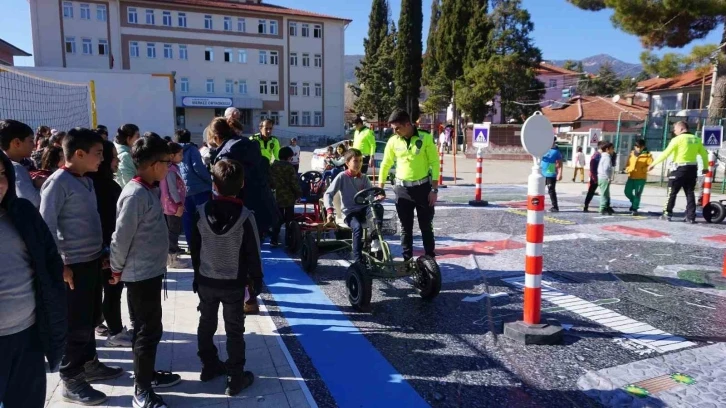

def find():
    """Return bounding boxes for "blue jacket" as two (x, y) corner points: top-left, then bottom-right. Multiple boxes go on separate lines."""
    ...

(0, 150), (66, 372)
(179, 143), (212, 196)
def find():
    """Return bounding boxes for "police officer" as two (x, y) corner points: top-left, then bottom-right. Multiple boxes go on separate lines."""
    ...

(250, 119), (281, 162)
(352, 117), (376, 173)
(378, 110), (439, 260)
(648, 121), (708, 223)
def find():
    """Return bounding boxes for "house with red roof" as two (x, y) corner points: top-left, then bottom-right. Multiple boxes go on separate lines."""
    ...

(637, 69), (712, 114)
(0, 39), (31, 66)
(536, 62), (586, 107)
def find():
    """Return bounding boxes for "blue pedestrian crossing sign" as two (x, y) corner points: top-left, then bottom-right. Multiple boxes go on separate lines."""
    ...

(702, 126), (723, 150)
(473, 122), (490, 148)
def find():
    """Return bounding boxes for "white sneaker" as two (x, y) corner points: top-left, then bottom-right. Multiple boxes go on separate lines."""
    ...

(106, 331), (132, 347)
(371, 239), (381, 252)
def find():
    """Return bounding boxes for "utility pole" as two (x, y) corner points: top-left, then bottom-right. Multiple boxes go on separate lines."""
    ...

(452, 79), (457, 153)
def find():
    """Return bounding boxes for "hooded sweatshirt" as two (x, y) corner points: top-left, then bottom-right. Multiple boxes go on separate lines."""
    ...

(625, 149), (653, 180)
(113, 142), (136, 188)
(178, 143), (212, 196)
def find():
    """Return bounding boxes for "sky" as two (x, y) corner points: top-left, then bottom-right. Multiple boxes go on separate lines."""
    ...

(2, 0), (723, 67)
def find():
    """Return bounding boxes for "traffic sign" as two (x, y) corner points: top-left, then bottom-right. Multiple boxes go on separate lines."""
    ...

(521, 112), (554, 157)
(589, 128), (602, 147)
(473, 122), (490, 148)
(702, 126), (723, 150)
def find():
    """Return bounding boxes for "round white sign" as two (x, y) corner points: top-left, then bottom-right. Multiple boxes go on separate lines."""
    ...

(521, 112), (554, 158)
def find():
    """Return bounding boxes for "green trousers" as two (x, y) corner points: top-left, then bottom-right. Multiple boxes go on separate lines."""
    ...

(624, 178), (646, 210)
(598, 180), (611, 212)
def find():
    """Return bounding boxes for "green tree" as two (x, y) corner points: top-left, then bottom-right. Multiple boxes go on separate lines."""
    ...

(586, 62), (622, 96)
(394, 0), (424, 120)
(567, 0), (726, 121)
(640, 51), (690, 78)
(421, 0), (450, 116)
(435, 0), (472, 81)
(562, 59), (582, 72)
(456, 0), (493, 121)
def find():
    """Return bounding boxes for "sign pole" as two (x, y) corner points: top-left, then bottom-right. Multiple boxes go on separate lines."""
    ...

(468, 147), (487, 206)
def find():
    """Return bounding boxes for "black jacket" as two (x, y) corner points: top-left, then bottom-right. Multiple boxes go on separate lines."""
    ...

(190, 199), (263, 293)
(88, 142), (123, 248)
(0, 150), (66, 371)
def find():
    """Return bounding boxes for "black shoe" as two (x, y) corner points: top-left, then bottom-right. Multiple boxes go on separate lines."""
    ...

(607, 208), (615, 215)
(685, 218), (697, 224)
(631, 210), (639, 216)
(200, 359), (227, 382)
(95, 324), (109, 337)
(548, 207), (559, 213)
(225, 371), (255, 396)
(84, 357), (124, 382)
(62, 379), (108, 406)
(661, 214), (672, 221)
(151, 370), (181, 389)
(133, 387), (167, 408)
(270, 240), (280, 247)
(583, 206), (589, 213)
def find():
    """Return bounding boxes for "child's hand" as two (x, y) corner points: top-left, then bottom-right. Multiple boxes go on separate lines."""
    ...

(327, 214), (335, 223)
(175, 206), (184, 217)
(63, 266), (74, 290)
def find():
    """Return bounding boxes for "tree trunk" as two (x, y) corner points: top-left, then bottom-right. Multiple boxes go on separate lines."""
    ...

(708, 25), (726, 125)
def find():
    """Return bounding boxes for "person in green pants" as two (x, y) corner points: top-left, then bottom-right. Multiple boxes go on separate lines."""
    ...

(597, 142), (615, 215)
(624, 139), (653, 216)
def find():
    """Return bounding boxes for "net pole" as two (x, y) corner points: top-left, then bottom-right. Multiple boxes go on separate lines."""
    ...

(90, 80), (97, 128)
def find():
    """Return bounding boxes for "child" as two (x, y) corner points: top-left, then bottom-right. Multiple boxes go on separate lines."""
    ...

(597, 142), (615, 215)
(190, 159), (262, 396)
(40, 128), (123, 405)
(110, 136), (181, 408)
(323, 148), (382, 263)
(540, 138), (563, 212)
(289, 138), (301, 173)
(584, 141), (604, 212)
(572, 146), (586, 183)
(160, 142), (186, 265)
(0, 120), (41, 208)
(624, 139), (653, 216)
(30, 145), (65, 188)
(113, 124), (140, 188)
(270, 146), (302, 247)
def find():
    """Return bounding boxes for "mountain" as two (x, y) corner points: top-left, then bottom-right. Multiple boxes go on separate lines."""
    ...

(345, 54), (364, 83)
(546, 54), (643, 79)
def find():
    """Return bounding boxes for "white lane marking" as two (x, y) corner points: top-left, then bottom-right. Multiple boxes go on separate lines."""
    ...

(461, 292), (509, 303)
(637, 288), (664, 297)
(685, 301), (717, 310)
(501, 276), (695, 354)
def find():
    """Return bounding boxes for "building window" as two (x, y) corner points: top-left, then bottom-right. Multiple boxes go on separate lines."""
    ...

(204, 15), (213, 29)
(289, 22), (297, 36)
(178, 12), (187, 27)
(290, 52), (298, 66)
(224, 17), (232, 31)
(314, 54), (322, 68)
(98, 39), (108, 56)
(270, 21), (278, 35)
(163, 44), (173, 59)
(82, 38), (92, 55)
(259, 81), (268, 95)
(162, 11), (171, 26)
(314, 111), (322, 126)
(130, 41), (139, 57)
(290, 111), (299, 126)
(205, 47), (213, 61)
(258, 20), (267, 34)
(315, 83), (322, 97)
(238, 49), (247, 63)
(65, 37), (76, 54)
(314, 24), (322, 38)
(238, 80), (247, 94)
(180, 77), (189, 93)
(225, 79), (234, 94)
(237, 17), (246, 32)
(302, 82), (310, 97)
(270, 81), (279, 95)
(548, 79), (557, 88)
(224, 49), (232, 62)
(302, 111), (311, 126)
(270, 51), (278, 65)
(128, 7), (138, 24)
(97, 5), (107, 21)
(301, 23), (309, 37)
(269, 112), (280, 125)
(146, 43), (156, 58)
(206, 79), (214, 93)
(259, 50), (267, 64)
(179, 45), (188, 60)
(290, 82), (298, 96)
(145, 9), (154, 25)
(302, 53), (310, 67)
(63, 2), (73, 18)
(80, 4), (90, 20)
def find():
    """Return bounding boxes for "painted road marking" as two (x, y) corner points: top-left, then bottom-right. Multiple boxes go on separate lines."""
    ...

(263, 247), (429, 408)
(703, 234), (726, 243)
(502, 276), (696, 353)
(506, 209), (576, 225)
(601, 225), (670, 238)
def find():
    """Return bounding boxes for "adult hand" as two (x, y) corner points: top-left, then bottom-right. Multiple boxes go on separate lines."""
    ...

(428, 191), (438, 206)
(648, 165), (655, 172)
(175, 206), (184, 217)
(369, 158), (375, 168)
(109, 272), (121, 285)
(63, 266), (74, 290)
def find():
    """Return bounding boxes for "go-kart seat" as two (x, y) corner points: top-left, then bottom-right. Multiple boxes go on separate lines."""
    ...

(332, 192), (366, 229)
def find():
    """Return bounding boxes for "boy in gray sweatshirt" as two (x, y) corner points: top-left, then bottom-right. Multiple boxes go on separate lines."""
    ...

(109, 136), (181, 408)
(40, 128), (123, 405)
(597, 142), (615, 215)
(0, 120), (41, 208)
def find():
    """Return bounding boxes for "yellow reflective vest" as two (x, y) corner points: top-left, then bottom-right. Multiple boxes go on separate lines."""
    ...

(651, 133), (708, 167)
(250, 134), (280, 162)
(353, 126), (376, 157)
(379, 129), (439, 182)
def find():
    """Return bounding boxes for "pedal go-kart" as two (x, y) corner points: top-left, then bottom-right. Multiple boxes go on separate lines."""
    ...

(284, 171), (327, 254)
(702, 200), (726, 224)
(295, 186), (442, 311)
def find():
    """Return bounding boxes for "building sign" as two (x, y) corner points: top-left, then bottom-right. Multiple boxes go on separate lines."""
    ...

(181, 96), (233, 108)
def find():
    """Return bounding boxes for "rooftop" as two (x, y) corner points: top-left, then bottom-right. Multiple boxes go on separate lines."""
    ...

(134, 0), (353, 22)
(0, 38), (31, 57)
(542, 95), (649, 124)
(637, 69), (712, 93)
(537, 62), (585, 77)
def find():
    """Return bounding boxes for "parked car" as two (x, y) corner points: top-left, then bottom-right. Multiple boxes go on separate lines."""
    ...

(311, 140), (395, 184)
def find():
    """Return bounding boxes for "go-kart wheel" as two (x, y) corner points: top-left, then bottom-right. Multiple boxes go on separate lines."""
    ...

(414, 255), (442, 300)
(346, 262), (372, 312)
(705, 201), (726, 223)
(300, 233), (319, 273)
(285, 220), (302, 253)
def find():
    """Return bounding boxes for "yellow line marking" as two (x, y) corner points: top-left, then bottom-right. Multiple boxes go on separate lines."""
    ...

(507, 209), (576, 225)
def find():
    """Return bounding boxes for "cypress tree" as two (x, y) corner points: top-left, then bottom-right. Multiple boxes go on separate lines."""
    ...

(435, 0), (472, 81)
(422, 0), (441, 88)
(394, 0), (423, 120)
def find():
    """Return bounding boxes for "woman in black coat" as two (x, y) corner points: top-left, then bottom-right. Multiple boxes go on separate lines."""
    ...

(0, 149), (66, 408)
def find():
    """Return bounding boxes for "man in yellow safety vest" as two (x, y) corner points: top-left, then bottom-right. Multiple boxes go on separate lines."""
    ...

(352, 117), (376, 173)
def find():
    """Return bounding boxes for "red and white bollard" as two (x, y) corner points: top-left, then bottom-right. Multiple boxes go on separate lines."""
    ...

(703, 151), (716, 206)
(524, 165), (545, 324)
(468, 148), (488, 206)
(438, 145), (447, 188)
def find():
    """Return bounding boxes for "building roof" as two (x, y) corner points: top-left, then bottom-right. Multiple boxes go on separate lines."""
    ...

(0, 39), (31, 57)
(542, 95), (649, 124)
(570, 121), (643, 133)
(637, 69), (712, 93)
(537, 62), (582, 76)
(137, 0), (353, 22)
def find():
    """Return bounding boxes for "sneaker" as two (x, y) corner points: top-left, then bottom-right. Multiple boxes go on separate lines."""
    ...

(133, 387), (167, 408)
(371, 239), (381, 252)
(270, 239), (280, 247)
(106, 331), (132, 348)
(599, 210), (612, 216)
(548, 207), (559, 213)
(225, 372), (255, 396)
(200, 359), (227, 382)
(62, 381), (108, 406)
(685, 218), (697, 224)
(95, 324), (108, 337)
(151, 370), (181, 389)
(583, 206), (589, 213)
(631, 210), (639, 216)
(660, 214), (672, 221)
(84, 357), (124, 382)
